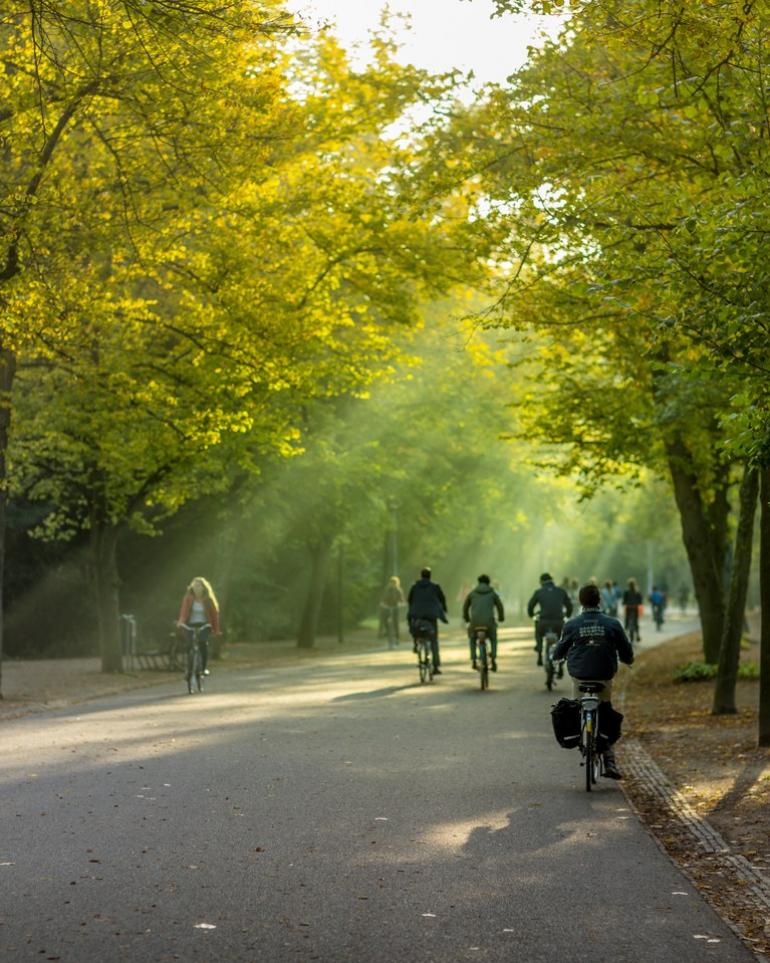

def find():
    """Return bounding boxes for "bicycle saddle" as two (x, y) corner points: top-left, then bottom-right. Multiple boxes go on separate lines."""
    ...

(578, 682), (605, 694)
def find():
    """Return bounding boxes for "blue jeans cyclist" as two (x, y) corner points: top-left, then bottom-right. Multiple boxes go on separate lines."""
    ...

(462, 575), (504, 672)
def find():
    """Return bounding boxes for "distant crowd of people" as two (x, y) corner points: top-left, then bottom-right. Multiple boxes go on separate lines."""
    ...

(551, 575), (679, 642)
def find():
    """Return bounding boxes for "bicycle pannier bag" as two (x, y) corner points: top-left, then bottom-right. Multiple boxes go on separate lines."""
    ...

(596, 703), (624, 751)
(551, 698), (581, 749)
(412, 618), (436, 642)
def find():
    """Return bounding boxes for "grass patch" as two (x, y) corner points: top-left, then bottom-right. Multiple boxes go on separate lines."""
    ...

(673, 659), (760, 683)
(673, 660), (717, 682)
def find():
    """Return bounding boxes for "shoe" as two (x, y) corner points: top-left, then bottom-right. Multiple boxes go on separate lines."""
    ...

(602, 754), (623, 780)
(491, 661), (497, 672)
(203, 669), (210, 676)
(472, 661), (478, 671)
(536, 656), (543, 667)
(433, 667), (442, 675)
(533, 645), (539, 652)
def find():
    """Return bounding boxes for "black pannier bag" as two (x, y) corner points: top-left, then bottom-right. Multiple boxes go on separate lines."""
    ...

(596, 703), (624, 752)
(412, 618), (436, 642)
(551, 698), (581, 749)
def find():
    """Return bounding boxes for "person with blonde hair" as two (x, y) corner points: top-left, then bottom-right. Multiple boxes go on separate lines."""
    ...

(177, 577), (221, 676)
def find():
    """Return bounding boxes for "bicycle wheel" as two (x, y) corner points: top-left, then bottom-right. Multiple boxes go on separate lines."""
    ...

(585, 739), (593, 792)
(194, 647), (203, 693)
(184, 643), (194, 694)
(418, 642), (429, 683)
(479, 643), (489, 691)
(545, 658), (555, 690)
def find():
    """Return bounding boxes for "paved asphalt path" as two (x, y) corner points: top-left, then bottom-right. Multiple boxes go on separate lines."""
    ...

(1, 618), (753, 963)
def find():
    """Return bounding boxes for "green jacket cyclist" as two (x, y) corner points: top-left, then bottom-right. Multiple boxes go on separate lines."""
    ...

(462, 575), (505, 672)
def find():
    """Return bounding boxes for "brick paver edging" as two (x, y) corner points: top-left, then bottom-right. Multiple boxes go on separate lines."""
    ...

(621, 737), (770, 953)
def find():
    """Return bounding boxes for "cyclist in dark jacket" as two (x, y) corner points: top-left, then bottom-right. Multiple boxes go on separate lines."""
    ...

(527, 573), (573, 666)
(622, 578), (644, 643)
(407, 568), (448, 674)
(553, 583), (634, 779)
(462, 574), (504, 671)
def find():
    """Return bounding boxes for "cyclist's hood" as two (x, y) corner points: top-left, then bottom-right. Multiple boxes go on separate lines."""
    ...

(474, 582), (495, 594)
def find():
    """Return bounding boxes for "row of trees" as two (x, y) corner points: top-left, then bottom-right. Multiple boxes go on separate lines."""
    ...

(2, 0), (766, 746)
(0, 2), (476, 685)
(6, 310), (694, 659)
(447, 0), (768, 738)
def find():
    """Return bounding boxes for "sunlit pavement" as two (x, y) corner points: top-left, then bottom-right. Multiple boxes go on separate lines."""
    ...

(1, 619), (751, 962)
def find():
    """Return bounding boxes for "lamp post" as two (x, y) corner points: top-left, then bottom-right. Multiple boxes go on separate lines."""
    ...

(386, 497), (399, 580)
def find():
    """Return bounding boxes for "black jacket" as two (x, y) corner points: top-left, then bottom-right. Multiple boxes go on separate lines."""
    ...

(407, 578), (448, 623)
(527, 581), (573, 621)
(553, 608), (634, 679)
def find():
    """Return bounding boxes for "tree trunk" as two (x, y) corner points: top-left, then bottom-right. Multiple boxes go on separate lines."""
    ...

(0, 88), (94, 695)
(297, 538), (331, 649)
(712, 465), (759, 714)
(90, 519), (122, 672)
(0, 347), (17, 699)
(665, 435), (729, 663)
(759, 467), (770, 747)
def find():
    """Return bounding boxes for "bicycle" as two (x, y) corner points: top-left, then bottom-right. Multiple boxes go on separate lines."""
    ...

(543, 629), (563, 691)
(473, 626), (491, 691)
(412, 619), (434, 684)
(624, 606), (641, 644)
(180, 622), (210, 695)
(578, 682), (604, 791)
(382, 604), (399, 650)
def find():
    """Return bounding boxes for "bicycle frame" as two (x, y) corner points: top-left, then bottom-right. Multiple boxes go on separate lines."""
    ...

(578, 683), (604, 790)
(625, 606), (640, 643)
(473, 627), (490, 690)
(543, 629), (560, 690)
(180, 622), (210, 694)
(414, 625), (433, 684)
(384, 605), (399, 648)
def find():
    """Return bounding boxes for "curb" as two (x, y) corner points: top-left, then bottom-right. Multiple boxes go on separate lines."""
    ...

(621, 738), (770, 960)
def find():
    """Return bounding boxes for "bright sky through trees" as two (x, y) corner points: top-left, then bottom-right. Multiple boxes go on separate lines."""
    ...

(295, 0), (558, 83)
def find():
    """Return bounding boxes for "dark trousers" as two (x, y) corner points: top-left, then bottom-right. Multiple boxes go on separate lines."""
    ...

(182, 624), (211, 671)
(469, 624), (497, 661)
(535, 619), (563, 655)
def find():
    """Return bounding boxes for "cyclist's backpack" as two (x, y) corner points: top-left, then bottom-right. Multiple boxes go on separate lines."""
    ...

(550, 698), (581, 749)
(596, 703), (624, 751)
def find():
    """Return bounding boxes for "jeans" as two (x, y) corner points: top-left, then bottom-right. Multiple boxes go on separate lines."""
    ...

(468, 624), (497, 661)
(182, 623), (211, 672)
